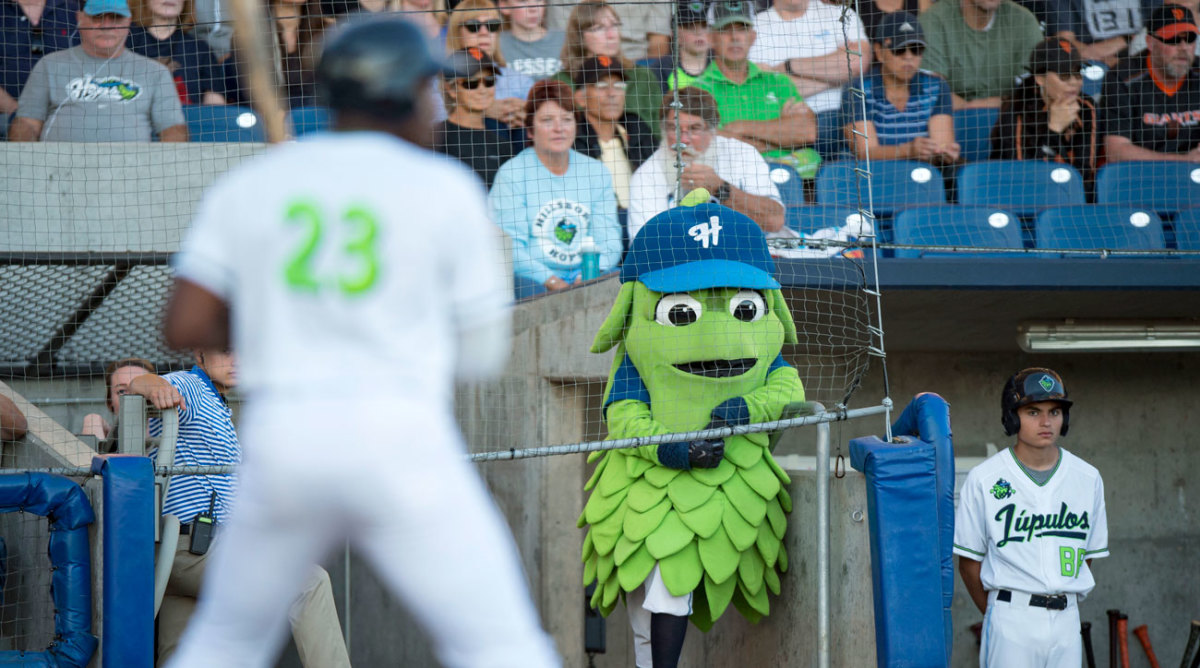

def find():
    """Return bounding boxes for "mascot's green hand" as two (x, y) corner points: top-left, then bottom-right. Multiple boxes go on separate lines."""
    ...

(706, 396), (751, 430)
(657, 440), (726, 470)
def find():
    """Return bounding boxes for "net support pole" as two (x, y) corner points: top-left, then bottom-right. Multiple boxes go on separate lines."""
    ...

(815, 406), (831, 668)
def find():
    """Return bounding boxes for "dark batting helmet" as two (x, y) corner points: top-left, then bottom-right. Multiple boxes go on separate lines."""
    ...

(316, 17), (447, 119)
(1000, 367), (1073, 436)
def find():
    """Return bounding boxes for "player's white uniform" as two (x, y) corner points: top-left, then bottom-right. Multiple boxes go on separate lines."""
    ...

(954, 447), (1109, 668)
(165, 132), (560, 668)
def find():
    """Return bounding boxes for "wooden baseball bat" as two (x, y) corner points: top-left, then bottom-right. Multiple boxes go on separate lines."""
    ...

(1119, 615), (1130, 668)
(1082, 621), (1097, 668)
(1182, 620), (1200, 668)
(1134, 624), (1162, 668)
(1190, 625), (1200, 668)
(1109, 610), (1122, 668)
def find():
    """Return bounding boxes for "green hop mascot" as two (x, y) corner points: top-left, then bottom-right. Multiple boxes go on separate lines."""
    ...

(580, 195), (806, 667)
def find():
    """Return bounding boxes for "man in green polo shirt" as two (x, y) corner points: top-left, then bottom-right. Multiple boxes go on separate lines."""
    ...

(694, 0), (821, 177)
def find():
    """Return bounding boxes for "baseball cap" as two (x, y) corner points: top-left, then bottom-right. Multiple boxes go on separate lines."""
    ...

(1011, 368), (1073, 409)
(1147, 4), (1199, 40)
(1028, 38), (1084, 76)
(574, 55), (626, 87)
(874, 12), (925, 48)
(82, 0), (130, 17)
(444, 47), (498, 80)
(710, 0), (754, 29)
(677, 0), (708, 26)
(621, 201), (780, 291)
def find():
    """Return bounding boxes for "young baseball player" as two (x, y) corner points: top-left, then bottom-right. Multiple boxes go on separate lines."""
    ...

(157, 17), (560, 668)
(954, 367), (1109, 667)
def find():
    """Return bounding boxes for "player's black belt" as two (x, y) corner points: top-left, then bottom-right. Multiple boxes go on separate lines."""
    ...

(997, 589), (1069, 610)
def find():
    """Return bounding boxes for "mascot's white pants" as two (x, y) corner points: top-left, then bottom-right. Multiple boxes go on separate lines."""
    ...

(981, 589), (1081, 668)
(627, 564), (693, 668)
(165, 396), (560, 668)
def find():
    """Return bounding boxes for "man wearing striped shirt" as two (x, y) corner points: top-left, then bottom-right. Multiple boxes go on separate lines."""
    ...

(131, 349), (350, 667)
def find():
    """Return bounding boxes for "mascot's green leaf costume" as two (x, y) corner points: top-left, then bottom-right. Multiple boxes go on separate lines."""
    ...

(580, 195), (806, 666)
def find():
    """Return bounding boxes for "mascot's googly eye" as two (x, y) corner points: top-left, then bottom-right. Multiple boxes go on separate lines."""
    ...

(655, 294), (702, 327)
(729, 290), (766, 322)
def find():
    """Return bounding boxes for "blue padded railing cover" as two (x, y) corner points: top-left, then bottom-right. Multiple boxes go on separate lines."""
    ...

(0, 473), (97, 667)
(849, 394), (955, 668)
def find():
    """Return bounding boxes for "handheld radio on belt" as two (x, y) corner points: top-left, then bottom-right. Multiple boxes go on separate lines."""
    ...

(189, 492), (217, 556)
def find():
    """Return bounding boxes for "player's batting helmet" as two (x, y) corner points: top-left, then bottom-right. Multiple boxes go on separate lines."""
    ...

(316, 17), (447, 118)
(1001, 367), (1073, 437)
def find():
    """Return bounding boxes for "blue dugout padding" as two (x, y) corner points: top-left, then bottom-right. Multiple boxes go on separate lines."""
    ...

(850, 394), (954, 668)
(0, 473), (97, 667)
(91, 455), (155, 668)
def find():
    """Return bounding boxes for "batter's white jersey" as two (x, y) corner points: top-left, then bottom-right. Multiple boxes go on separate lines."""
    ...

(173, 132), (509, 404)
(954, 447), (1109, 599)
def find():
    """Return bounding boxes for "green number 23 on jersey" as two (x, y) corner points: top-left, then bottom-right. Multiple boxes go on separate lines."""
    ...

(282, 200), (380, 295)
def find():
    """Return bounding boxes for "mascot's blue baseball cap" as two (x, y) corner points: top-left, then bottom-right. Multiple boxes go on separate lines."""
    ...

(620, 201), (780, 292)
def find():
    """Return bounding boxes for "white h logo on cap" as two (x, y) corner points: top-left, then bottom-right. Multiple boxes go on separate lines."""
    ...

(688, 216), (723, 248)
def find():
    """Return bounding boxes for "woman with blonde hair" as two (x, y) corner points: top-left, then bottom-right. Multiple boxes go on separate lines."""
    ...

(553, 0), (662, 136)
(445, 0), (534, 127)
(128, 0), (228, 104)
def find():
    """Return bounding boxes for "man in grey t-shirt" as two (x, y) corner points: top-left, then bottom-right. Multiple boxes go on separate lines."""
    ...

(10, 0), (187, 142)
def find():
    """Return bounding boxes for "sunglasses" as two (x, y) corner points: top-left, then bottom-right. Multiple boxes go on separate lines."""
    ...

(890, 43), (925, 56)
(458, 75), (497, 89)
(591, 80), (627, 90)
(1154, 31), (1198, 44)
(463, 19), (502, 33)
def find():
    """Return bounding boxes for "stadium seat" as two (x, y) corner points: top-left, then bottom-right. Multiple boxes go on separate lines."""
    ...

(768, 163), (806, 211)
(815, 109), (849, 161)
(183, 105), (266, 142)
(816, 159), (946, 217)
(290, 106), (330, 137)
(952, 108), (998, 163)
(1171, 207), (1200, 251)
(892, 205), (1025, 258)
(1081, 61), (1108, 102)
(1034, 205), (1164, 257)
(787, 204), (869, 237)
(1095, 162), (1200, 217)
(957, 160), (1086, 218)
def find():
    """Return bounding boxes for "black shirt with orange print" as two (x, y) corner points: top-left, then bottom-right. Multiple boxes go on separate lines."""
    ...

(1101, 56), (1200, 155)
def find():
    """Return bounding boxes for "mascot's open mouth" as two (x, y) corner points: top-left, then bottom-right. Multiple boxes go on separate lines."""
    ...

(673, 358), (756, 378)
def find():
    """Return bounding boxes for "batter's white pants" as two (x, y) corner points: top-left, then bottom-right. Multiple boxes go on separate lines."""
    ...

(164, 396), (560, 668)
(981, 589), (1081, 668)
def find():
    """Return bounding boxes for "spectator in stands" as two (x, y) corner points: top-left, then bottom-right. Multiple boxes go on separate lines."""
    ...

(921, 0), (1044, 108)
(992, 38), (1099, 184)
(1, 0), (77, 132)
(555, 0), (664, 137)
(842, 12), (959, 164)
(694, 0), (820, 177)
(127, 0), (227, 105)
(0, 394), (27, 441)
(1103, 5), (1200, 161)
(446, 0), (533, 129)
(126, 348), (350, 666)
(641, 0), (712, 92)
(571, 55), (656, 220)
(498, 0), (563, 80)
(10, 0), (187, 141)
(224, 0), (332, 109)
(628, 87), (784, 238)
(433, 48), (519, 188)
(490, 80), (622, 297)
(80, 357), (155, 442)
(1128, 0), (1199, 58)
(747, 0), (871, 115)
(856, 0), (932, 41)
(1043, 0), (1141, 66)
(401, 0), (447, 40)
(544, 0), (672, 61)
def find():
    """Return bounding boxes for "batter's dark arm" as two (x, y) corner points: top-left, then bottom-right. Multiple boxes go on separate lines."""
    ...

(959, 556), (988, 614)
(164, 278), (231, 351)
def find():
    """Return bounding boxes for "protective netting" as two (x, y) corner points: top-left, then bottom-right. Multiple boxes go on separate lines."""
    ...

(0, 513), (55, 653)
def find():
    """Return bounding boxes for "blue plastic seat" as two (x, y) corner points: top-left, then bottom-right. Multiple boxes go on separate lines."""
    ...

(815, 109), (849, 161)
(1095, 162), (1200, 217)
(183, 105), (265, 142)
(787, 204), (869, 237)
(1171, 207), (1200, 250)
(1081, 61), (1108, 101)
(958, 160), (1086, 218)
(1034, 205), (1164, 257)
(892, 205), (1025, 258)
(952, 108), (999, 163)
(290, 106), (329, 137)
(816, 160), (946, 217)
(767, 162), (805, 209)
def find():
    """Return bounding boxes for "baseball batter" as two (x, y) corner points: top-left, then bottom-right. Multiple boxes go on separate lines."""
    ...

(158, 17), (559, 668)
(954, 368), (1109, 667)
